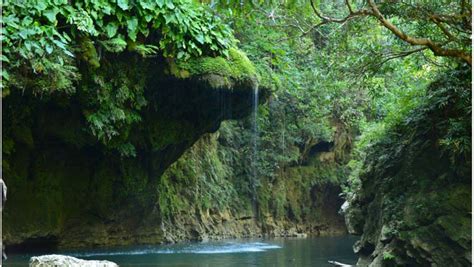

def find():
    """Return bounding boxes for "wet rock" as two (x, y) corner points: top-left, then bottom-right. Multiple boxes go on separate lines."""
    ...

(294, 233), (308, 238)
(343, 70), (471, 266)
(328, 260), (354, 266)
(341, 200), (364, 235)
(29, 255), (118, 267)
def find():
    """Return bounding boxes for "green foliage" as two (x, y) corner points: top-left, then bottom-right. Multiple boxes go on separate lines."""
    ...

(230, 7), (335, 169)
(343, 67), (471, 266)
(3, 0), (236, 153)
(383, 251), (396, 261)
(158, 134), (239, 218)
(3, 0), (471, 253)
(426, 68), (471, 164)
(346, 67), (471, 195)
(2, 0), (234, 89)
(81, 58), (147, 150)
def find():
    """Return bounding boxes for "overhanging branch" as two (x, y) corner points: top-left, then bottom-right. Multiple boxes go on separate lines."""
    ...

(308, 0), (472, 65)
(309, 0), (372, 24)
(367, 0), (471, 65)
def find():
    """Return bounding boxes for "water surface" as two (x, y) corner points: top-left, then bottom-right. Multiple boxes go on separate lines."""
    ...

(6, 235), (358, 266)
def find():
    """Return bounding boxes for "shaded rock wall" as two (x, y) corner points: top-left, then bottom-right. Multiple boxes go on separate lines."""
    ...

(155, 124), (348, 244)
(344, 68), (471, 266)
(3, 54), (263, 250)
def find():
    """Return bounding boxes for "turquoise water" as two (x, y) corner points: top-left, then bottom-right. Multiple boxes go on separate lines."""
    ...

(5, 235), (358, 266)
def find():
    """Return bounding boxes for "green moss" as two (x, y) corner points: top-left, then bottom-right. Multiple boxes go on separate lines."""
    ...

(445, 185), (471, 212)
(227, 48), (257, 80)
(3, 148), (68, 241)
(12, 124), (34, 148)
(383, 251), (396, 261)
(147, 116), (195, 151)
(183, 56), (233, 77)
(158, 172), (187, 218)
(436, 215), (471, 247)
(156, 133), (243, 218)
(253, 63), (280, 92)
(173, 47), (258, 88)
(347, 69), (472, 266)
(78, 37), (100, 69)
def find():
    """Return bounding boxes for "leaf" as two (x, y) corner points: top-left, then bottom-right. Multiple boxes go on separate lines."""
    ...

(105, 23), (118, 38)
(0, 55), (10, 63)
(127, 17), (138, 41)
(2, 70), (10, 82)
(43, 9), (59, 23)
(117, 0), (129, 10)
(100, 37), (127, 52)
(52, 39), (66, 50)
(21, 16), (33, 26)
(18, 29), (29, 39)
(134, 44), (159, 57)
(164, 14), (176, 24)
(195, 33), (205, 44)
(63, 49), (75, 57)
(165, 0), (175, 9)
(156, 0), (165, 8)
(140, 0), (156, 10)
(35, 1), (47, 11)
(145, 14), (154, 22)
(45, 43), (54, 54)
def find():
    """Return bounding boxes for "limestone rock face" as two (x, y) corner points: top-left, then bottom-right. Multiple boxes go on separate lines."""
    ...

(341, 200), (363, 235)
(344, 69), (471, 266)
(29, 255), (118, 267)
(156, 129), (349, 243)
(2, 51), (268, 249)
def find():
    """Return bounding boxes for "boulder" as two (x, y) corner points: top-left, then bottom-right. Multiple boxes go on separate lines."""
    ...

(29, 255), (118, 267)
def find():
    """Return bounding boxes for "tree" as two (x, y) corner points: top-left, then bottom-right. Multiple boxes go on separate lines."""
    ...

(309, 0), (472, 65)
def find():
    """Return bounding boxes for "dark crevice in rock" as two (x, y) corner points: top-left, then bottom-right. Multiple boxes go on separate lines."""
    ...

(6, 236), (59, 254)
(309, 141), (334, 156)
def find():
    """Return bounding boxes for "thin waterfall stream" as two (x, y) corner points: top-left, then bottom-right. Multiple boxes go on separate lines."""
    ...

(251, 85), (260, 220)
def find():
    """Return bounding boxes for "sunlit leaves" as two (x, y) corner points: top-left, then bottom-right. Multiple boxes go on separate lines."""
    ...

(99, 37), (127, 52)
(2, 0), (235, 93)
(3, 0), (236, 154)
(117, 0), (129, 10)
(105, 23), (119, 38)
(126, 17), (139, 41)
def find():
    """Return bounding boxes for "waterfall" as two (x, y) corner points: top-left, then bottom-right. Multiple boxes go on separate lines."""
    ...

(251, 85), (259, 219)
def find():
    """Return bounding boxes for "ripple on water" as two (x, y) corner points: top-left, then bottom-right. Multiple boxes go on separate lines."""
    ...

(70, 242), (282, 257)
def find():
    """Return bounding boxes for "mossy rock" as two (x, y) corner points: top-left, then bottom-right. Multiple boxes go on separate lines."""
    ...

(346, 68), (471, 266)
(171, 48), (258, 90)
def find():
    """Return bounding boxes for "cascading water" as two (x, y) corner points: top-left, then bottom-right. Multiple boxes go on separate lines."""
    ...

(251, 85), (260, 219)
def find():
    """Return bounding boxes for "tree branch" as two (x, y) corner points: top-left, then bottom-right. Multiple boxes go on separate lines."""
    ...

(367, 0), (471, 65)
(377, 47), (429, 68)
(355, 47), (429, 77)
(345, 0), (354, 14)
(308, 0), (472, 65)
(430, 16), (457, 41)
(309, 0), (372, 24)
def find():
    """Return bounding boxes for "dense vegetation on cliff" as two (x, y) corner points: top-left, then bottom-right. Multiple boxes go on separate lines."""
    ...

(3, 0), (264, 248)
(2, 0), (471, 266)
(3, 0), (238, 156)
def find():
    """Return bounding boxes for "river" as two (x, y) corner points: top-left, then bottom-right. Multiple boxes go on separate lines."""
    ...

(5, 235), (358, 266)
